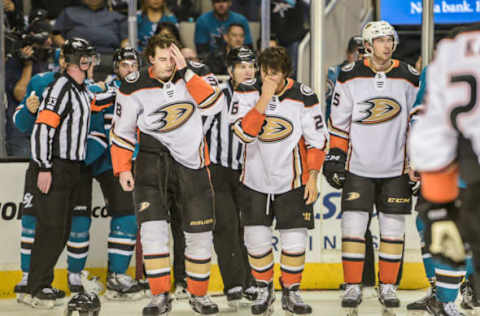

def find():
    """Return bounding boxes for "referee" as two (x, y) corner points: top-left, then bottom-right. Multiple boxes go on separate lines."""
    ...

(27, 37), (94, 309)
(202, 47), (257, 306)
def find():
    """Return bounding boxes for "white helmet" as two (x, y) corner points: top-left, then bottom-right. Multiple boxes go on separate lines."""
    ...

(362, 21), (399, 53)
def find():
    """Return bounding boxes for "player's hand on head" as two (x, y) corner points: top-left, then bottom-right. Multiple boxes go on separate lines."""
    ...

(119, 171), (135, 191)
(261, 76), (277, 99)
(170, 44), (187, 71)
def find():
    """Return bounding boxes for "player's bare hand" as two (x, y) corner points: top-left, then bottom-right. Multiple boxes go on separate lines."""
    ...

(304, 170), (319, 205)
(20, 46), (34, 61)
(26, 91), (40, 113)
(261, 76), (277, 99)
(119, 171), (135, 191)
(4, 0), (15, 12)
(170, 43), (187, 71)
(408, 168), (420, 182)
(37, 171), (52, 194)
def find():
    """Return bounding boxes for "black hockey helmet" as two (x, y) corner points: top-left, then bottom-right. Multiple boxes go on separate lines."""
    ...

(63, 37), (94, 66)
(66, 292), (101, 316)
(226, 46), (256, 68)
(28, 8), (48, 25)
(347, 35), (365, 55)
(113, 47), (140, 69)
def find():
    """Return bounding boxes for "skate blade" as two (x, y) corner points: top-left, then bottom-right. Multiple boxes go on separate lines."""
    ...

(104, 290), (145, 301)
(174, 292), (189, 301)
(31, 298), (55, 309)
(16, 293), (32, 305)
(341, 307), (359, 316)
(284, 311), (311, 316)
(406, 311), (427, 316)
(382, 307), (399, 316)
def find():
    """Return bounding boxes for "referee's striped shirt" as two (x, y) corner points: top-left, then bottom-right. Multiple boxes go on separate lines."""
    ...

(31, 74), (92, 170)
(203, 80), (243, 170)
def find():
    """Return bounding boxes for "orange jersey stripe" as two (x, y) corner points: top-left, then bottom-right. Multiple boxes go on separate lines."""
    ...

(307, 148), (325, 171)
(330, 135), (349, 152)
(420, 164), (459, 203)
(186, 74), (215, 106)
(241, 108), (266, 137)
(36, 109), (61, 128)
(110, 144), (133, 176)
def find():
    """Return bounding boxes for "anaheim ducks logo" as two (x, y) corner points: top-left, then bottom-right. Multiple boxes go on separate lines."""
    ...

(149, 102), (195, 132)
(356, 97), (401, 124)
(258, 116), (293, 142)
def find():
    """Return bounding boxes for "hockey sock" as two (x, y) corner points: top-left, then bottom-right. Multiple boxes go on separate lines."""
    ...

(20, 215), (36, 273)
(185, 231), (213, 297)
(416, 215), (435, 279)
(67, 215), (91, 273)
(434, 260), (465, 303)
(108, 215), (137, 274)
(280, 250), (305, 288)
(141, 221), (171, 295)
(466, 255), (474, 278)
(342, 237), (365, 284)
(378, 237), (404, 284)
(248, 249), (274, 283)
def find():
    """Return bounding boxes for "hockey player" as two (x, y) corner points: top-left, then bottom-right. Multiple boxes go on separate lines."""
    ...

(110, 34), (225, 316)
(407, 61), (469, 316)
(203, 46), (258, 308)
(85, 47), (144, 300)
(323, 21), (419, 311)
(229, 46), (328, 315)
(13, 45), (103, 304)
(27, 37), (94, 309)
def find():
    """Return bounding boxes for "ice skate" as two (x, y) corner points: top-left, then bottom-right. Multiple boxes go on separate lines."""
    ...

(68, 271), (104, 295)
(173, 280), (188, 300)
(14, 272), (31, 305)
(243, 285), (258, 301)
(226, 286), (243, 310)
(281, 283), (312, 315)
(189, 293), (219, 315)
(428, 300), (465, 316)
(378, 284), (400, 315)
(407, 286), (435, 311)
(65, 292), (101, 316)
(105, 272), (144, 301)
(143, 293), (172, 316)
(460, 279), (479, 311)
(341, 284), (361, 316)
(30, 287), (57, 309)
(251, 281), (275, 315)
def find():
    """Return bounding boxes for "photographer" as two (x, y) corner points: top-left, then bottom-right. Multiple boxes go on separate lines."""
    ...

(5, 19), (54, 157)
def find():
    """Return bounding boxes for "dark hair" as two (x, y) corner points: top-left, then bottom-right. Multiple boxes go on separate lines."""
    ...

(258, 46), (292, 76)
(226, 23), (245, 34)
(155, 22), (182, 45)
(144, 33), (180, 58)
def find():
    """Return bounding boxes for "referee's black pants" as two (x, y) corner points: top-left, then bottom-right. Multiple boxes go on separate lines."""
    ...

(210, 164), (253, 293)
(28, 159), (83, 297)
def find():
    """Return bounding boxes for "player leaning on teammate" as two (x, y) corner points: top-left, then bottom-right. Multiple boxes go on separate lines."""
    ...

(26, 38), (95, 309)
(110, 33), (225, 316)
(229, 46), (328, 315)
(323, 21), (419, 312)
(409, 24), (480, 314)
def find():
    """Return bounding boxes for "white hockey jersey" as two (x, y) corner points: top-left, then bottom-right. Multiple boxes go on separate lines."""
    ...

(110, 62), (224, 175)
(329, 59), (419, 178)
(229, 78), (328, 194)
(409, 29), (480, 202)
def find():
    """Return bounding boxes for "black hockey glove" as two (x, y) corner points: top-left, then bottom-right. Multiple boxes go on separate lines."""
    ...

(322, 148), (347, 189)
(417, 197), (467, 267)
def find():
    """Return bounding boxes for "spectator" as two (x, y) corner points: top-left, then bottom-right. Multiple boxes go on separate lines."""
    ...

(4, 0), (24, 31)
(194, 0), (252, 58)
(5, 19), (54, 157)
(52, 0), (128, 54)
(137, 0), (178, 52)
(205, 23), (245, 75)
(271, 0), (309, 78)
(31, 0), (80, 20)
(256, 33), (280, 53)
(231, 0), (259, 21)
(168, 0), (200, 22)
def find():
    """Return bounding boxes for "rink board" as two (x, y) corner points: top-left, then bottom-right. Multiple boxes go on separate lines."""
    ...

(0, 162), (428, 299)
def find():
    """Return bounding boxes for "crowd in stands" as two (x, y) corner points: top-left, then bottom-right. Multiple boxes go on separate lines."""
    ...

(2, 0), (312, 158)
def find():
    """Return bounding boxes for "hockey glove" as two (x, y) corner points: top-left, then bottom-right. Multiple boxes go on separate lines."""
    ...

(322, 148), (347, 189)
(418, 198), (467, 267)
